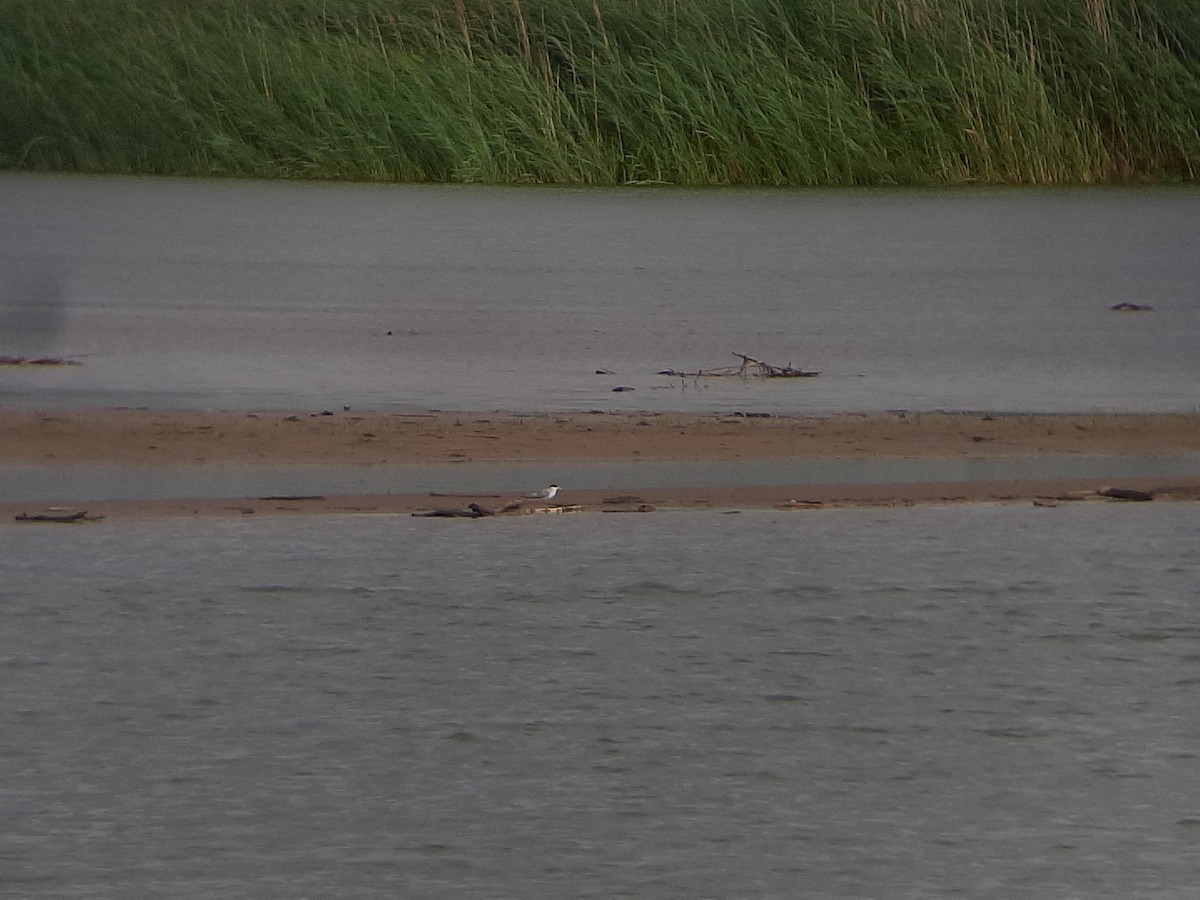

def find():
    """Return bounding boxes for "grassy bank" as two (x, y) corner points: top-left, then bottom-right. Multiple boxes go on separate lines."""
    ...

(2, 0), (1198, 185)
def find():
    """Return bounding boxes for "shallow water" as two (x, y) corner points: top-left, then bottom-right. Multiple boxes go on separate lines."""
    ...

(4, 505), (1200, 898)
(2, 174), (1198, 414)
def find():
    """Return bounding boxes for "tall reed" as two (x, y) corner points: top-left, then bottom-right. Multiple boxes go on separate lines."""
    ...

(1, 0), (1197, 184)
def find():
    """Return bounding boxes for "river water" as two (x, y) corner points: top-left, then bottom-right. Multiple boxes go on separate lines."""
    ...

(1, 174), (1197, 414)
(5, 505), (1200, 898)
(3, 175), (1200, 898)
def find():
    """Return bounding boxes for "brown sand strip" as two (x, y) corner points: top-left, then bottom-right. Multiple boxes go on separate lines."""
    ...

(3, 409), (1199, 465)
(3, 409), (1197, 520)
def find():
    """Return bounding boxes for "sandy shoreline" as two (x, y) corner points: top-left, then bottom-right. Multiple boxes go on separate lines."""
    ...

(3, 408), (1199, 519)
(5, 477), (1200, 524)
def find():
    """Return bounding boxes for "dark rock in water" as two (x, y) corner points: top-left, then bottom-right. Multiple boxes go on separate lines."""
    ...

(1100, 487), (1154, 501)
(612, 386), (635, 392)
(1111, 302), (1154, 312)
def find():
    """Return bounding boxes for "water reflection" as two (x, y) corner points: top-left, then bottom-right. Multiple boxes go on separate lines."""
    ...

(0, 258), (68, 356)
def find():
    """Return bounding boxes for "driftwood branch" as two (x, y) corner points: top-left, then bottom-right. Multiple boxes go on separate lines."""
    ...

(658, 352), (818, 379)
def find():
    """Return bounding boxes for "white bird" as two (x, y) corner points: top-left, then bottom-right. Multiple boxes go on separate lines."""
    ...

(523, 484), (560, 502)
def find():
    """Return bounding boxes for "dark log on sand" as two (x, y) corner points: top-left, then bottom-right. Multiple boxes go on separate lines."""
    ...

(15, 509), (103, 522)
(413, 503), (495, 518)
(1099, 487), (1154, 501)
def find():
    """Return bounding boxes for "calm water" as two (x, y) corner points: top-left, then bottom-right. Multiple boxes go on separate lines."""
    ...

(4, 175), (1200, 897)
(4, 505), (1200, 898)
(2, 173), (1198, 414)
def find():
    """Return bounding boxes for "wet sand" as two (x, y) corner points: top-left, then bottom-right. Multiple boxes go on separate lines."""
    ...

(3, 408), (1199, 519)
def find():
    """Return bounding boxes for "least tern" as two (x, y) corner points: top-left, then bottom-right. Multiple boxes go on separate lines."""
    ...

(524, 484), (560, 502)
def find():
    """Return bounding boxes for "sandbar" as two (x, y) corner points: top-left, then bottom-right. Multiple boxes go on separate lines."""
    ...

(2, 408), (1198, 519)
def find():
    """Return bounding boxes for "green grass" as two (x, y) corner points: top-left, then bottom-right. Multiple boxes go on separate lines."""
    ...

(2, 0), (1198, 185)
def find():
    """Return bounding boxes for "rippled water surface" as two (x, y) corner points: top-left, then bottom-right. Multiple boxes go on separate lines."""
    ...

(2, 174), (1198, 413)
(5, 505), (1200, 898)
(4, 174), (1199, 898)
